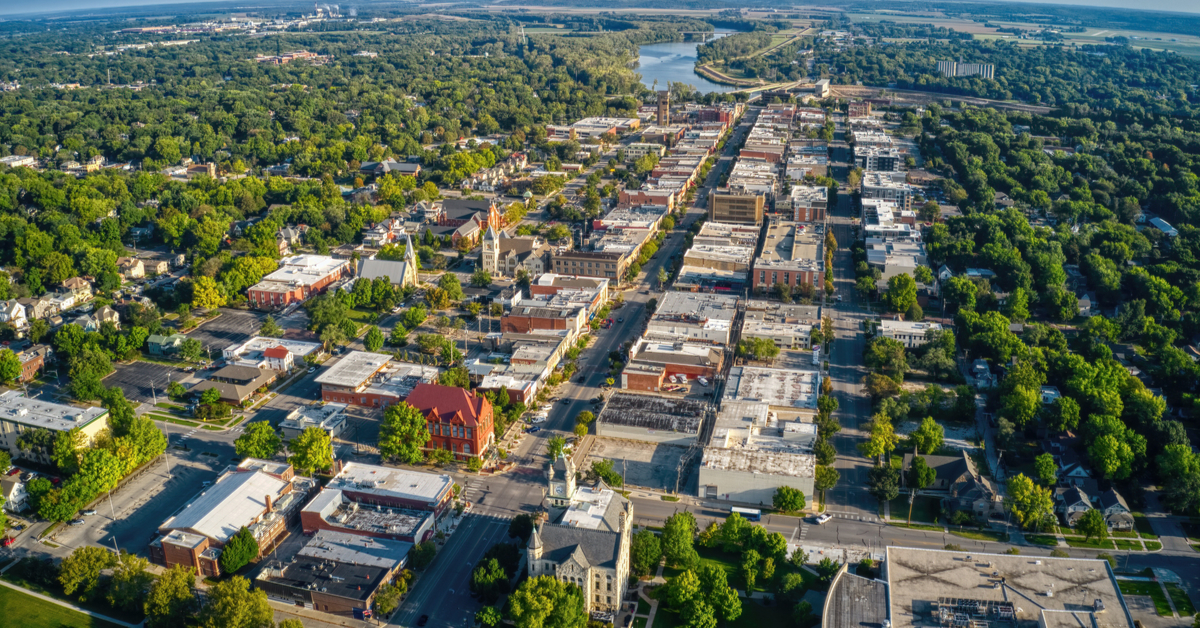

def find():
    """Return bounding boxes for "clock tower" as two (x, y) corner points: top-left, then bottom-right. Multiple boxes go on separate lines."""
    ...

(547, 453), (575, 508)
(481, 225), (500, 275)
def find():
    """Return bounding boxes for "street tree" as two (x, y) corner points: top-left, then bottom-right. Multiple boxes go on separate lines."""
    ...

(145, 565), (197, 628)
(508, 575), (587, 628)
(868, 465), (901, 503)
(814, 465), (840, 509)
(662, 511), (699, 569)
(108, 552), (153, 613)
(546, 435), (567, 460)
(1077, 508), (1108, 542)
(1035, 452), (1058, 486)
(234, 422), (281, 459)
(379, 403), (431, 465)
(289, 426), (333, 476)
(364, 325), (385, 351)
(198, 576), (273, 628)
(773, 485), (806, 513)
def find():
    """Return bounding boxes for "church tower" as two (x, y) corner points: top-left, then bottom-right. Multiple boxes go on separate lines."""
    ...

(402, 232), (418, 287)
(481, 225), (500, 275)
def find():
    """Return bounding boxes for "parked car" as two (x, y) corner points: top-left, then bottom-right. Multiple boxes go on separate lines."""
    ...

(815, 514), (833, 525)
(80, 509), (97, 516)
(532, 416), (547, 424)
(560, 398), (571, 404)
(4, 468), (19, 477)
(616, 317), (623, 323)
(308, 367), (317, 374)
(527, 427), (541, 434)
(68, 519), (86, 526)
(698, 377), (710, 387)
(1, 537), (14, 547)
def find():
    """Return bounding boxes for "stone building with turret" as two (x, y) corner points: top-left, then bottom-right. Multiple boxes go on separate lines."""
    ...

(528, 454), (633, 617)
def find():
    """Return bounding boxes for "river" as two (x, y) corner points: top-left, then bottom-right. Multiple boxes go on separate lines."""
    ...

(636, 32), (736, 94)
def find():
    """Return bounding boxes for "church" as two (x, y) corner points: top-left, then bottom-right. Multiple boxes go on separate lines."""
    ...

(528, 454), (633, 618)
(480, 225), (553, 278)
(356, 232), (419, 289)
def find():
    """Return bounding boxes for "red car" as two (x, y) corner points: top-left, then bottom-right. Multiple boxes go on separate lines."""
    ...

(4, 468), (19, 477)
(2, 537), (15, 547)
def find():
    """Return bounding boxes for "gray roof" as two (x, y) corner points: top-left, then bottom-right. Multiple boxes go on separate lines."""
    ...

(535, 524), (622, 570)
(357, 259), (412, 284)
(823, 568), (886, 628)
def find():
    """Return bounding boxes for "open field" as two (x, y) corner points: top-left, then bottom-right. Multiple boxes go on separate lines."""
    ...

(0, 585), (121, 628)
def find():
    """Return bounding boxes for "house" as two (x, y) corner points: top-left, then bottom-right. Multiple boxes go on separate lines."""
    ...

(1077, 292), (1096, 317)
(141, 256), (170, 276)
(901, 450), (1003, 518)
(148, 333), (188, 356)
(1058, 461), (1094, 487)
(1055, 485), (1092, 528)
(404, 383), (495, 460)
(17, 297), (57, 321)
(95, 305), (120, 329)
(970, 359), (996, 389)
(0, 300), (26, 328)
(1, 478), (28, 513)
(361, 219), (405, 248)
(359, 161), (421, 178)
(116, 257), (145, 280)
(276, 226), (308, 254)
(936, 264), (954, 283)
(60, 277), (93, 303)
(1097, 488), (1134, 531)
(1039, 386), (1061, 405)
(190, 365), (280, 405)
(17, 345), (51, 383)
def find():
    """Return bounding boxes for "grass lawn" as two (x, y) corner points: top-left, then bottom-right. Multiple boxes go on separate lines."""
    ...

(1064, 537), (1114, 550)
(1133, 514), (1158, 539)
(638, 598), (650, 615)
(1, 561), (143, 624)
(1118, 580), (1172, 617)
(148, 413), (199, 427)
(1166, 583), (1195, 616)
(728, 598), (792, 628)
(1113, 539), (1142, 551)
(634, 618), (647, 628)
(662, 546), (740, 583)
(888, 495), (941, 524)
(1144, 541), (1162, 551)
(890, 522), (944, 532)
(0, 585), (121, 628)
(949, 528), (1006, 542)
(1182, 521), (1200, 543)
(1108, 530), (1139, 539)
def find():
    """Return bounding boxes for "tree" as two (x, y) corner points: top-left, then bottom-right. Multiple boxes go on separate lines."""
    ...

(909, 417), (944, 454)
(885, 273), (918, 313)
(289, 426), (333, 476)
(59, 546), (117, 601)
(668, 569), (701, 610)
(438, 273), (465, 301)
(259, 316), (283, 337)
(1034, 452), (1058, 486)
(508, 514), (535, 543)
(191, 276), (226, 310)
(1006, 473), (1055, 531)
(470, 557), (510, 604)
(439, 366), (470, 388)
(108, 552), (153, 613)
(814, 465), (840, 509)
(546, 435), (567, 460)
(657, 267), (669, 289)
(719, 513), (749, 553)
(509, 576), (588, 628)
(409, 541), (437, 570)
(198, 576), (273, 628)
(859, 415), (901, 462)
(740, 550), (760, 590)
(589, 459), (623, 487)
(1077, 508), (1107, 542)
(471, 268), (493, 288)
(1089, 433), (1134, 481)
(364, 326), (385, 351)
(220, 526), (260, 575)
(52, 428), (85, 475)
(1045, 396), (1081, 433)
(865, 336), (908, 382)
(179, 338), (204, 362)
(868, 465), (901, 502)
(477, 606), (503, 628)
(773, 485), (806, 513)
(737, 337), (780, 362)
(630, 529), (662, 577)
(814, 438), (837, 466)
(145, 565), (197, 628)
(662, 511), (699, 568)
(378, 403), (430, 465)
(0, 349), (20, 384)
(234, 422), (281, 459)
(906, 456), (936, 525)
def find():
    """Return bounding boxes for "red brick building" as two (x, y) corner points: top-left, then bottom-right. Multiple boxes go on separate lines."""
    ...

(247, 255), (351, 310)
(500, 305), (586, 335)
(405, 383), (495, 460)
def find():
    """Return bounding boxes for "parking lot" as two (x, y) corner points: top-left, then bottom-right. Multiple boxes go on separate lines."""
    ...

(183, 308), (268, 352)
(48, 434), (232, 555)
(104, 361), (200, 404)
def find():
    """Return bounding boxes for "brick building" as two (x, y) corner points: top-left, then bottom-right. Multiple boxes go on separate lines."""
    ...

(247, 255), (351, 310)
(501, 305), (587, 337)
(315, 352), (438, 408)
(405, 383), (495, 460)
(551, 250), (629, 281)
(300, 462), (453, 543)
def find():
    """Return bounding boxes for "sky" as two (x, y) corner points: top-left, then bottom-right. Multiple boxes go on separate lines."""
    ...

(0, 0), (1198, 17)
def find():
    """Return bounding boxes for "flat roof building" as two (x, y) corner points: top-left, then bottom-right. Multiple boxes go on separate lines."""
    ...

(647, 292), (740, 346)
(752, 221), (824, 293)
(595, 392), (706, 445)
(693, 222), (761, 248)
(248, 255), (351, 310)
(623, 338), (724, 392)
(315, 352), (438, 408)
(223, 336), (321, 372)
(300, 462), (453, 543)
(708, 188), (765, 225)
(880, 319), (943, 348)
(786, 185), (828, 222)
(0, 391), (109, 459)
(281, 402), (349, 441)
(861, 171), (915, 211)
(723, 366), (820, 411)
(881, 547), (1133, 628)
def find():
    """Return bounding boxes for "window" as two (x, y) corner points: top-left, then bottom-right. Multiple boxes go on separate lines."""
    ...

(464, 443), (471, 454)
(466, 428), (472, 438)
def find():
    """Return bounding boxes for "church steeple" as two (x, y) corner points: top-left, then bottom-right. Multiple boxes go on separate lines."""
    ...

(404, 232), (416, 266)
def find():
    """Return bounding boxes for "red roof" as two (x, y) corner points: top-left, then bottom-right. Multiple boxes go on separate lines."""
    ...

(405, 383), (490, 427)
(263, 345), (291, 359)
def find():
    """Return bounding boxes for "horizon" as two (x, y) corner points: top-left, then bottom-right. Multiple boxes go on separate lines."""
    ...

(1, 0), (1199, 18)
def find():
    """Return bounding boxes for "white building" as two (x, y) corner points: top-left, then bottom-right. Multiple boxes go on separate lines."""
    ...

(880, 319), (944, 348)
(0, 391), (110, 461)
(223, 337), (321, 371)
(280, 402), (348, 441)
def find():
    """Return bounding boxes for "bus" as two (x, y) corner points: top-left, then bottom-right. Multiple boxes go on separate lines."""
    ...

(730, 507), (761, 522)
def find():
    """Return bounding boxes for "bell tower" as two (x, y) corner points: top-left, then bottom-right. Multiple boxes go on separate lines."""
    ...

(547, 453), (575, 507)
(481, 225), (500, 275)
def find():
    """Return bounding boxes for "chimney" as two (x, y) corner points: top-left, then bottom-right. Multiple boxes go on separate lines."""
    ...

(265, 494), (273, 512)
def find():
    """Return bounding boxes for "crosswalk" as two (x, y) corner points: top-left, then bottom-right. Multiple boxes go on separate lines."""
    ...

(824, 510), (880, 523)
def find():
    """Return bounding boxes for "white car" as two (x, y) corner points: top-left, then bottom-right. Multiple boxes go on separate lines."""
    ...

(532, 415), (547, 424)
(697, 377), (710, 387)
(815, 513), (833, 525)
